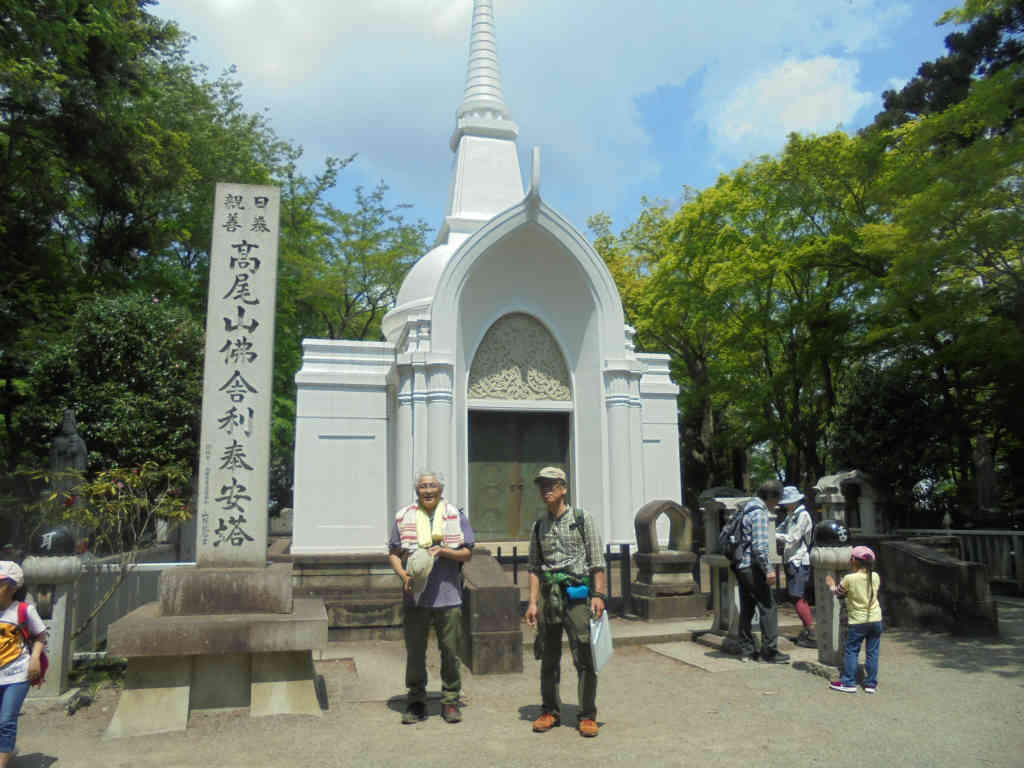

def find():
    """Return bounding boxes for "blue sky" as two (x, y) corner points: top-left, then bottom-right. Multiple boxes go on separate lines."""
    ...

(153, 1), (960, 238)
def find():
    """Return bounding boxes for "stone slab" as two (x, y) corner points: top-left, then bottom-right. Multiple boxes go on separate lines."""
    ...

(326, 626), (404, 643)
(324, 595), (403, 629)
(251, 651), (322, 718)
(646, 641), (760, 672)
(462, 630), (523, 675)
(190, 653), (250, 710)
(195, 183), (279, 568)
(463, 587), (520, 634)
(635, 551), (697, 566)
(632, 580), (697, 597)
(631, 593), (707, 620)
(159, 563), (294, 616)
(108, 598), (327, 657)
(104, 656), (190, 739)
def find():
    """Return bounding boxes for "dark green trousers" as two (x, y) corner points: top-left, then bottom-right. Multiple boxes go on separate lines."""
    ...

(538, 588), (597, 721)
(403, 604), (463, 705)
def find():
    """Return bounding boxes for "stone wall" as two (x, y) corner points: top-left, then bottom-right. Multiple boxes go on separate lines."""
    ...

(881, 540), (998, 636)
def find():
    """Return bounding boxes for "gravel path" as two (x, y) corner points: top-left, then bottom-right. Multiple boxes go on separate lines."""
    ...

(14, 599), (1024, 768)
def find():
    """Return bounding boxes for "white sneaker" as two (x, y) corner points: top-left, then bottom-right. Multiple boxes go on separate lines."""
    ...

(829, 681), (857, 693)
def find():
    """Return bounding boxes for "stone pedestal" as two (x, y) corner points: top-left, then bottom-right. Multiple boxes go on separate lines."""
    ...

(630, 501), (704, 620)
(630, 551), (703, 619)
(460, 550), (522, 674)
(105, 561), (326, 738)
(105, 595), (327, 737)
(286, 553), (405, 642)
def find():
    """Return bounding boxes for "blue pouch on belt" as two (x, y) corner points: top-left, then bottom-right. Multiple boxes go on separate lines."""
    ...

(565, 584), (590, 601)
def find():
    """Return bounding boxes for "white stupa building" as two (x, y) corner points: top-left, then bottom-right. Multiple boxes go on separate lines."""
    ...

(290, 0), (682, 554)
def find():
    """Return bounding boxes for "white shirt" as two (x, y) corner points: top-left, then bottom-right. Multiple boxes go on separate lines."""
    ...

(776, 505), (812, 567)
(0, 601), (46, 684)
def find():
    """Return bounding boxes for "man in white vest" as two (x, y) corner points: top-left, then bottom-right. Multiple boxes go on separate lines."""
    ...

(387, 470), (475, 724)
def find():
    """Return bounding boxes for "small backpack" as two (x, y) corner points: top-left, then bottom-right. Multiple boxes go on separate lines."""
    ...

(800, 505), (818, 553)
(17, 601), (49, 687)
(717, 506), (749, 567)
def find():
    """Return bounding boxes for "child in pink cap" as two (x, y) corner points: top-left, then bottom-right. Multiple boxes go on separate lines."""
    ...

(826, 546), (882, 693)
(0, 561), (46, 765)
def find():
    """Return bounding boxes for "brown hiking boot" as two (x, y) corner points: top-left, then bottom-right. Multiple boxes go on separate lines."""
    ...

(532, 712), (560, 732)
(579, 718), (599, 737)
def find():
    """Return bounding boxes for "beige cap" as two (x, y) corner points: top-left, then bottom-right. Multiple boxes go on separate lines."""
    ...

(534, 466), (567, 483)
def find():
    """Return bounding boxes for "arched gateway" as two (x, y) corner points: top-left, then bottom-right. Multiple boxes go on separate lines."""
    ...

(290, 0), (681, 556)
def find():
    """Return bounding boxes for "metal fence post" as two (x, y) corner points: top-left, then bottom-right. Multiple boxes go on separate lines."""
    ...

(619, 543), (631, 617)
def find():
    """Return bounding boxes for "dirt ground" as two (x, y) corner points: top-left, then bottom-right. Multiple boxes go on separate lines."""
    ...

(13, 600), (1024, 768)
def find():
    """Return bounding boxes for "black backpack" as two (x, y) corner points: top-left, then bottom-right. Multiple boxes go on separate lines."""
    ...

(718, 506), (749, 567)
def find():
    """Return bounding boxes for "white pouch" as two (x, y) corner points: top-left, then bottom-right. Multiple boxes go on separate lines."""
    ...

(589, 610), (614, 674)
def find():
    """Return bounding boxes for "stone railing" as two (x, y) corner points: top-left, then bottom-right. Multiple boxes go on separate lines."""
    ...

(894, 529), (1024, 589)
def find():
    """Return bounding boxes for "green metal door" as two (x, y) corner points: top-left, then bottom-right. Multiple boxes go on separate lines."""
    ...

(468, 411), (570, 540)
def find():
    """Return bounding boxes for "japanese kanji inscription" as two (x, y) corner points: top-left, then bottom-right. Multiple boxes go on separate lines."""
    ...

(196, 183), (280, 567)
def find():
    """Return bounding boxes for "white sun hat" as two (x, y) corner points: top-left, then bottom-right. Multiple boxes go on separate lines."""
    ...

(779, 486), (804, 506)
(406, 548), (435, 595)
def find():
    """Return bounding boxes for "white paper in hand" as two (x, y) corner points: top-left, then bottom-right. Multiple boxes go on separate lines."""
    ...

(589, 610), (613, 674)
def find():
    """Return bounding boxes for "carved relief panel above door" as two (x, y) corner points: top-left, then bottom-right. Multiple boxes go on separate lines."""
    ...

(468, 313), (571, 401)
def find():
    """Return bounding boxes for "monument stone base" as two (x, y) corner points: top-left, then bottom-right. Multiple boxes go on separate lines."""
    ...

(284, 553), (406, 642)
(105, 598), (327, 738)
(630, 592), (707, 620)
(460, 550), (523, 674)
(159, 562), (294, 615)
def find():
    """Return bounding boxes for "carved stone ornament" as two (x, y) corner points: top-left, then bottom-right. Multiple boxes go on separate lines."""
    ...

(468, 313), (570, 400)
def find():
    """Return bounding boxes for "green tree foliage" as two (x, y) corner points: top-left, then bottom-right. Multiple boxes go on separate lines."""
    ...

(594, 2), (1023, 523)
(854, 59), (1024, 511)
(873, 0), (1023, 131)
(19, 293), (204, 472)
(0, 1), (289, 473)
(1, 2), (426, 522)
(597, 133), (882, 506)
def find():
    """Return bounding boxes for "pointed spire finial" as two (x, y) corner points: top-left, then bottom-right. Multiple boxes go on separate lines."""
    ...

(451, 0), (518, 150)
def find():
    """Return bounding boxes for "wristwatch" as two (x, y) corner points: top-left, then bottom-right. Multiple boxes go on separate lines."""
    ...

(591, 592), (607, 601)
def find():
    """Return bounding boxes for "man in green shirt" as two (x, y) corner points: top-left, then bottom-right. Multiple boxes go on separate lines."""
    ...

(525, 466), (606, 738)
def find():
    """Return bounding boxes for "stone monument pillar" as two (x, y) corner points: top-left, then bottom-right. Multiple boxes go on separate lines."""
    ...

(105, 184), (326, 738)
(810, 546), (853, 667)
(22, 555), (81, 699)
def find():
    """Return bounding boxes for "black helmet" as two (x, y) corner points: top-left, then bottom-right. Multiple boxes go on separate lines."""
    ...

(813, 519), (850, 545)
(30, 525), (76, 556)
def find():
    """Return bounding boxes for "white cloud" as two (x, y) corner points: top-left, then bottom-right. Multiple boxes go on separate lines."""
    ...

(152, 0), (922, 226)
(706, 57), (874, 160)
